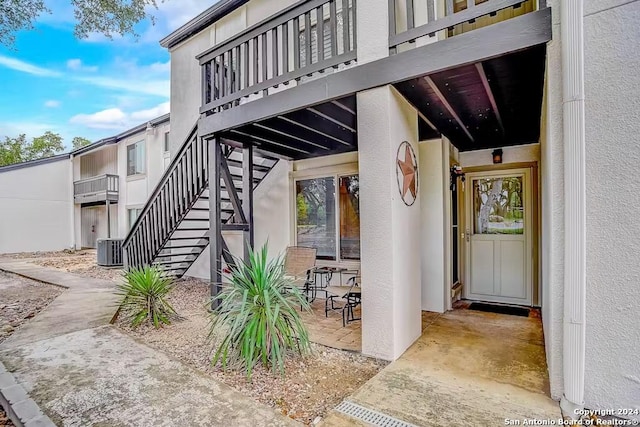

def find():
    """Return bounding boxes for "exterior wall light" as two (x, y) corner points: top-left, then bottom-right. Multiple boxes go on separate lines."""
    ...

(492, 149), (503, 164)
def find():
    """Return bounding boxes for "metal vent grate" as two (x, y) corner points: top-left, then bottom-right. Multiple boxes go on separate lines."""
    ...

(335, 401), (417, 427)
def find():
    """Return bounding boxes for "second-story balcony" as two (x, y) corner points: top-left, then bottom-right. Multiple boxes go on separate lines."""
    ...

(74, 174), (119, 204)
(197, 0), (544, 117)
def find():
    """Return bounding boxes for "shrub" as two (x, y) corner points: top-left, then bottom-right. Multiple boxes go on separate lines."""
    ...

(116, 266), (176, 328)
(209, 243), (311, 377)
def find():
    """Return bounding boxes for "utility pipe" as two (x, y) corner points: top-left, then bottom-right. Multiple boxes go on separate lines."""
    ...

(560, 0), (586, 419)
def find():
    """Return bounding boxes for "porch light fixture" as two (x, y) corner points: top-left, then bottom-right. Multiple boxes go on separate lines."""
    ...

(450, 165), (465, 191)
(492, 149), (503, 164)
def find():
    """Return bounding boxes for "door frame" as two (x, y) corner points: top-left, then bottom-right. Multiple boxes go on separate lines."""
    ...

(461, 164), (538, 306)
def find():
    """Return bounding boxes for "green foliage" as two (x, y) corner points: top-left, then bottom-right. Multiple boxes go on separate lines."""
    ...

(72, 136), (92, 149)
(27, 131), (63, 160)
(117, 266), (176, 328)
(209, 243), (311, 377)
(296, 193), (308, 224)
(0, 0), (161, 47)
(0, 134), (28, 166)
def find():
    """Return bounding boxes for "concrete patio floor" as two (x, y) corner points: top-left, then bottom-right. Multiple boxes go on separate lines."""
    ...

(322, 308), (561, 426)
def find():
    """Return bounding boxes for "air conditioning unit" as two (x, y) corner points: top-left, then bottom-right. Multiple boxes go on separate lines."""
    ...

(97, 238), (124, 267)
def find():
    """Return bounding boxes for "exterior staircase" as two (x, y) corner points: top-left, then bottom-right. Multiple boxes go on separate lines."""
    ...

(122, 124), (278, 277)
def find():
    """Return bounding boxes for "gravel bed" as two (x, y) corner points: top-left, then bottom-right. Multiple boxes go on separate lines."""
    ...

(0, 271), (64, 344)
(0, 408), (13, 426)
(116, 277), (387, 425)
(0, 249), (95, 260)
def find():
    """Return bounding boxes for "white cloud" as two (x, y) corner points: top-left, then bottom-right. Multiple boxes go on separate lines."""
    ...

(70, 108), (128, 130)
(69, 102), (170, 130)
(66, 58), (99, 72)
(75, 75), (169, 97)
(0, 55), (61, 77)
(44, 100), (61, 108)
(130, 102), (170, 121)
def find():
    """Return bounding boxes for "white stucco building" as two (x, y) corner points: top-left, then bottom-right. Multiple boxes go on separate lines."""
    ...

(0, 114), (170, 252)
(1, 0), (638, 421)
(126, 0), (636, 419)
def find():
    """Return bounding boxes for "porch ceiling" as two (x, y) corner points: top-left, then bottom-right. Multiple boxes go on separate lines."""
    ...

(395, 44), (547, 152)
(219, 95), (357, 160)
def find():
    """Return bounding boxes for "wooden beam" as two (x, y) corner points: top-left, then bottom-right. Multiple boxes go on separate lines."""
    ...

(423, 75), (475, 143)
(242, 144), (254, 262)
(199, 8), (551, 137)
(209, 137), (223, 309)
(475, 62), (505, 135)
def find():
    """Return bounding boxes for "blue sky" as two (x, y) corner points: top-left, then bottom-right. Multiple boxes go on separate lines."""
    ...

(0, 0), (207, 149)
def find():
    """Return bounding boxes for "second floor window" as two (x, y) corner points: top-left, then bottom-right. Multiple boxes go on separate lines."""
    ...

(127, 141), (145, 176)
(163, 132), (170, 153)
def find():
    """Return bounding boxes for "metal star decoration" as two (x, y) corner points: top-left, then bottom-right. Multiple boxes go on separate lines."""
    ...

(396, 142), (418, 205)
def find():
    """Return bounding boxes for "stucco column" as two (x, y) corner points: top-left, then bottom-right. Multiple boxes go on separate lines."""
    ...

(358, 85), (422, 361)
(356, 0), (389, 63)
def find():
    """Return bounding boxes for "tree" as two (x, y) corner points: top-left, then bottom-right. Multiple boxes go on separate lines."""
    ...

(72, 137), (92, 149)
(0, 132), (65, 167)
(0, 134), (28, 166)
(0, 0), (160, 46)
(27, 131), (64, 161)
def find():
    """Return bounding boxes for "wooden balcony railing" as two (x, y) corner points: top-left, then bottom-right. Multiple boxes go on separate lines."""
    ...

(74, 174), (119, 204)
(198, 0), (356, 115)
(389, 0), (541, 53)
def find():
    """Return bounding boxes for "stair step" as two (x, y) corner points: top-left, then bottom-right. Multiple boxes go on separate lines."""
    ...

(154, 259), (197, 266)
(162, 244), (208, 249)
(175, 228), (209, 231)
(226, 158), (271, 172)
(182, 218), (210, 221)
(168, 236), (209, 240)
(155, 251), (202, 259)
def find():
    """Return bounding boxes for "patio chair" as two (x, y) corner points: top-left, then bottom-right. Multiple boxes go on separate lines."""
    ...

(324, 275), (361, 326)
(283, 246), (317, 300)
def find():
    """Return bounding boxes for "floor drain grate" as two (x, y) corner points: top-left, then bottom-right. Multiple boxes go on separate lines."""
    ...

(335, 401), (417, 427)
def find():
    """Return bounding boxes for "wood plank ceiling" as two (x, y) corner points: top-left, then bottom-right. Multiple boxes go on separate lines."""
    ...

(220, 95), (358, 160)
(395, 44), (547, 151)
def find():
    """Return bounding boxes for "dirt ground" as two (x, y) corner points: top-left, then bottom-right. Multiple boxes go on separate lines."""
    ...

(2, 251), (385, 425)
(0, 270), (64, 427)
(0, 271), (63, 344)
(116, 277), (386, 425)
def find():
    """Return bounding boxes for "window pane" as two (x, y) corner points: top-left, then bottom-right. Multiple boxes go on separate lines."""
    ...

(296, 177), (336, 260)
(339, 175), (360, 260)
(135, 142), (145, 174)
(164, 132), (170, 152)
(473, 176), (524, 235)
(127, 145), (135, 176)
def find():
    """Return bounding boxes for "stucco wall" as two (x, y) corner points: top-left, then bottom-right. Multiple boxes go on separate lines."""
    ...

(358, 85), (422, 360)
(583, 0), (640, 415)
(538, 0), (565, 402)
(459, 144), (540, 168)
(0, 159), (73, 253)
(419, 138), (448, 313)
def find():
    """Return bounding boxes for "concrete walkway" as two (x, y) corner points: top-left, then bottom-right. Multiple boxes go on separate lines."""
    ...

(322, 309), (561, 426)
(0, 261), (297, 426)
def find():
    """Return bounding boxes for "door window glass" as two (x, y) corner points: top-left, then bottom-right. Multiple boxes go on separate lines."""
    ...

(473, 176), (524, 235)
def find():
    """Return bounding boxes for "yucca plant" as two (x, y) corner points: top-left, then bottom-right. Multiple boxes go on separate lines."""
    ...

(116, 265), (176, 328)
(209, 243), (311, 377)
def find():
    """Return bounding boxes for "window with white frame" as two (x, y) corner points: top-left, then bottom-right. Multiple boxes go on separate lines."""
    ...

(295, 174), (360, 261)
(163, 132), (170, 153)
(128, 208), (142, 230)
(126, 141), (145, 176)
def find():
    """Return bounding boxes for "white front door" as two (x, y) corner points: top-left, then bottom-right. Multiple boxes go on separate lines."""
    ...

(464, 169), (532, 305)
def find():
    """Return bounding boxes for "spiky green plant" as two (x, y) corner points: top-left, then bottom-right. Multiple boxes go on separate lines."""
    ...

(209, 243), (312, 377)
(116, 266), (176, 328)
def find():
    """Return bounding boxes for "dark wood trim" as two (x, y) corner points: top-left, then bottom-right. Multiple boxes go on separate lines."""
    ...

(199, 8), (552, 137)
(475, 62), (505, 135)
(424, 76), (474, 142)
(209, 138), (223, 309)
(242, 144), (254, 261)
(389, 0), (526, 49)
